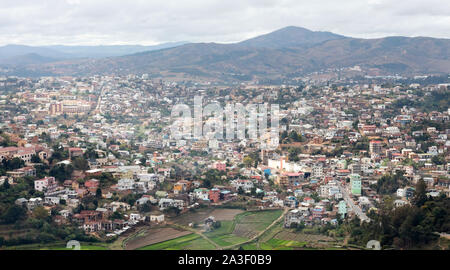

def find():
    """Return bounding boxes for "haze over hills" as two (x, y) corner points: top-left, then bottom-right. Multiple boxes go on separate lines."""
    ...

(1, 26), (449, 80)
(0, 42), (188, 65)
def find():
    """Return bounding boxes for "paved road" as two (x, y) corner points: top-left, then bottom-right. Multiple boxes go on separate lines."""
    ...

(338, 183), (370, 223)
(95, 84), (106, 114)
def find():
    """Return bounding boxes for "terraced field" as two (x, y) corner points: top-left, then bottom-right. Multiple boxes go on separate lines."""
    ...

(170, 208), (244, 226)
(274, 230), (338, 248)
(136, 209), (284, 250)
(124, 227), (192, 250)
(204, 220), (248, 247)
(137, 233), (216, 250)
(259, 238), (307, 250)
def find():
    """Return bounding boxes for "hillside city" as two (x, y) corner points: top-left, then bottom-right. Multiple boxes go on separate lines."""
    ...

(0, 73), (449, 250)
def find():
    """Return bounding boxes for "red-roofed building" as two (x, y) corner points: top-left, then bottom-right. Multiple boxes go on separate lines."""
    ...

(85, 179), (100, 190)
(362, 125), (377, 135)
(69, 147), (84, 159)
(209, 188), (221, 203)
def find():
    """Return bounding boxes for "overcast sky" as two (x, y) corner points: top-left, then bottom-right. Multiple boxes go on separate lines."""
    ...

(1, 0), (449, 46)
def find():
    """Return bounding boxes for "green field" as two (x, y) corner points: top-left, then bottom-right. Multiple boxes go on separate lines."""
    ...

(236, 210), (283, 231)
(137, 233), (215, 250)
(208, 233), (249, 247)
(206, 210), (283, 247)
(182, 237), (217, 250)
(2, 209), (347, 250)
(263, 238), (307, 250)
(240, 243), (258, 250)
(204, 220), (248, 247)
(138, 209), (284, 250)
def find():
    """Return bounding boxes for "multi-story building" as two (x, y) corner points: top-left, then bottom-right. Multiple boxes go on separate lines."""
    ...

(34, 176), (58, 193)
(369, 140), (383, 156)
(350, 174), (362, 196)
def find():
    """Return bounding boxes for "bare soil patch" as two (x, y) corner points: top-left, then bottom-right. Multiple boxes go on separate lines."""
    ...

(209, 209), (244, 221)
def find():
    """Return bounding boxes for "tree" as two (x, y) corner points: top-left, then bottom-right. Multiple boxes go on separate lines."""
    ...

(213, 220), (221, 229)
(138, 202), (152, 213)
(280, 130), (289, 143)
(83, 147), (98, 160)
(203, 179), (212, 188)
(288, 147), (301, 162)
(95, 188), (102, 199)
(243, 156), (253, 168)
(2, 179), (10, 190)
(73, 157), (89, 171)
(164, 206), (180, 216)
(376, 171), (406, 195)
(353, 119), (359, 130)
(49, 164), (74, 182)
(139, 157), (147, 165)
(289, 131), (303, 142)
(33, 206), (49, 220)
(30, 154), (42, 163)
(110, 211), (124, 220)
(412, 179), (428, 207)
(431, 155), (445, 166)
(2, 157), (25, 171)
(1, 205), (27, 224)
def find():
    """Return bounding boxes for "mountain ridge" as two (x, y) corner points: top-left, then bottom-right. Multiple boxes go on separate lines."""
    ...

(1, 26), (449, 79)
(0, 41), (189, 61)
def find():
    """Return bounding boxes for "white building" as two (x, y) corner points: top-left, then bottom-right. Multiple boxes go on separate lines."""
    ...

(34, 177), (57, 192)
(158, 198), (184, 210)
(312, 164), (323, 179)
(117, 178), (135, 191)
(129, 213), (142, 222)
(150, 214), (165, 223)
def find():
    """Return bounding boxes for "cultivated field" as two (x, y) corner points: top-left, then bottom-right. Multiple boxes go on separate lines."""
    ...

(135, 209), (284, 250)
(275, 230), (335, 243)
(124, 227), (192, 250)
(171, 208), (244, 226)
(272, 230), (341, 249)
(204, 220), (248, 247)
(232, 210), (283, 239)
(137, 233), (216, 250)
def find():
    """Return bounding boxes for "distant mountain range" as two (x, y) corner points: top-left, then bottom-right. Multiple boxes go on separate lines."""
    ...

(1, 26), (449, 80)
(0, 42), (188, 64)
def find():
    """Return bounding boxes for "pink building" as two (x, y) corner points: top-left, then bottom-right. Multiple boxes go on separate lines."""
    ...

(215, 162), (226, 171)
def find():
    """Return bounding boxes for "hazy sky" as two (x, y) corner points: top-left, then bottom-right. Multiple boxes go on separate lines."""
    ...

(1, 0), (449, 46)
